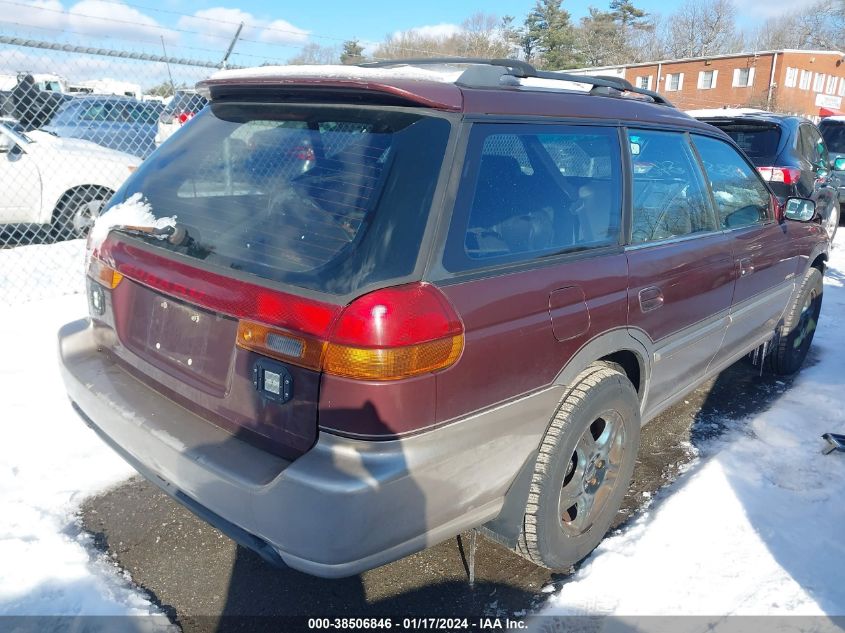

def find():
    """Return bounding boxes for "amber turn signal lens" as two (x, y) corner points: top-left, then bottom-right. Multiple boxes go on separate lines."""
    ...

(236, 320), (324, 371)
(322, 334), (464, 381)
(88, 259), (123, 289)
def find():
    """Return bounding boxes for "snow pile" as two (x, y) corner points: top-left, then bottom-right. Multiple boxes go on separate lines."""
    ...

(89, 193), (176, 251)
(542, 237), (845, 617)
(0, 240), (86, 305)
(209, 63), (464, 84)
(0, 295), (163, 620)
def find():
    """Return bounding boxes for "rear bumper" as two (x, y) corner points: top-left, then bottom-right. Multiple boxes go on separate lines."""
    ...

(59, 318), (560, 577)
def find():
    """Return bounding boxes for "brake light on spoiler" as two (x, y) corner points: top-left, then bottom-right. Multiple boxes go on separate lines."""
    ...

(94, 239), (463, 380)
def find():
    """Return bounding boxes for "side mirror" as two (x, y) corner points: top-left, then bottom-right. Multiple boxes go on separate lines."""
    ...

(833, 156), (845, 171)
(784, 197), (816, 222)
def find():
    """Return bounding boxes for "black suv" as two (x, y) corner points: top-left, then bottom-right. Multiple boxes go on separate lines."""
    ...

(696, 111), (841, 241)
(818, 116), (845, 208)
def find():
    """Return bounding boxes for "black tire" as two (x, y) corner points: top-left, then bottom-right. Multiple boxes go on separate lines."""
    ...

(770, 267), (823, 375)
(516, 363), (640, 570)
(50, 187), (112, 242)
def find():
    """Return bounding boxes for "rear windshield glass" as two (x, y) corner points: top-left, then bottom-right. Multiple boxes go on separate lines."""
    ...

(819, 120), (845, 153)
(705, 121), (781, 164)
(107, 103), (451, 295)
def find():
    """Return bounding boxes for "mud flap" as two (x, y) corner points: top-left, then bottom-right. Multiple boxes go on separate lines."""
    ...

(822, 433), (845, 455)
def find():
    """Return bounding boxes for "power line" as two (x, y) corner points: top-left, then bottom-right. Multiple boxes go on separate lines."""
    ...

(0, 20), (274, 61)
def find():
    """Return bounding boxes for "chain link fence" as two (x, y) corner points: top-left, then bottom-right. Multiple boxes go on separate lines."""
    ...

(0, 36), (236, 304)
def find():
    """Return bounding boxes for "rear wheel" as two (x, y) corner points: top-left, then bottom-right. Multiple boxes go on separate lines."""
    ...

(50, 186), (112, 242)
(770, 267), (823, 375)
(516, 363), (640, 570)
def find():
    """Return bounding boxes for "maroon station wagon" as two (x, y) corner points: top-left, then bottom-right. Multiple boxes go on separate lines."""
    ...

(58, 59), (829, 577)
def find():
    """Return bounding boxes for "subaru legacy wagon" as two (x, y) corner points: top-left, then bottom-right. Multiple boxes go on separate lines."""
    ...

(58, 60), (829, 577)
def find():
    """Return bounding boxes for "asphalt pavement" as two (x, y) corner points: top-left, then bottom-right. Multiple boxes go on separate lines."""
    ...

(80, 358), (799, 632)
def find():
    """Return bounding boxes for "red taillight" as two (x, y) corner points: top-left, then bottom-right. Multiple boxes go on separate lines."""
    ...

(330, 284), (463, 348)
(758, 166), (802, 184)
(97, 237), (464, 380)
(175, 112), (194, 125)
(289, 145), (316, 161)
(323, 283), (464, 380)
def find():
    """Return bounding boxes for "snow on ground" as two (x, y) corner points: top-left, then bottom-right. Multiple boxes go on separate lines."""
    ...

(0, 246), (163, 622)
(2, 234), (845, 622)
(543, 238), (845, 619)
(0, 240), (86, 305)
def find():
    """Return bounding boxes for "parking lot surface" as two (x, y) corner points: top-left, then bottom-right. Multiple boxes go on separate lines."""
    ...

(80, 359), (796, 631)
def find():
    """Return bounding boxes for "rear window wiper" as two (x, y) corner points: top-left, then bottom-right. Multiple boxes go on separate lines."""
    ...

(108, 223), (212, 258)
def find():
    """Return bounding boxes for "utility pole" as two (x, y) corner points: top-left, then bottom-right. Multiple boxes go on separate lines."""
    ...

(160, 35), (176, 96)
(221, 22), (245, 70)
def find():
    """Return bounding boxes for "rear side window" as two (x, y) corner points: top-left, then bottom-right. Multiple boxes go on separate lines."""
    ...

(692, 134), (771, 229)
(109, 103), (451, 295)
(800, 124), (827, 166)
(629, 130), (716, 244)
(819, 120), (845, 153)
(443, 123), (621, 271)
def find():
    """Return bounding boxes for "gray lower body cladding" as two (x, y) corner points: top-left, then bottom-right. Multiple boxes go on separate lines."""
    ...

(58, 318), (562, 578)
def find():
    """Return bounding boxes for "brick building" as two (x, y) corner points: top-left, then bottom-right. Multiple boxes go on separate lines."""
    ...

(569, 50), (845, 119)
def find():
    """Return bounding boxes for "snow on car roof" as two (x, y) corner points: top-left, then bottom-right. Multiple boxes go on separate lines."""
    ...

(209, 64), (464, 84)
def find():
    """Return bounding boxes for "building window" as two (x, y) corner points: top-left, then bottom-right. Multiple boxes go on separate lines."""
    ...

(800, 70), (812, 91)
(636, 75), (653, 90)
(697, 70), (718, 89)
(784, 67), (798, 88)
(665, 72), (684, 91)
(838, 80), (845, 97)
(733, 67), (755, 87)
(826, 75), (838, 95)
(813, 73), (826, 92)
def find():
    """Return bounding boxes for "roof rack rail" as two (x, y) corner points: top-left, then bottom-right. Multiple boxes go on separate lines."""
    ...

(358, 57), (675, 107)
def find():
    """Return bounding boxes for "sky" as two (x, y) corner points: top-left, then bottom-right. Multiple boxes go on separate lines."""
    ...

(0, 0), (817, 65)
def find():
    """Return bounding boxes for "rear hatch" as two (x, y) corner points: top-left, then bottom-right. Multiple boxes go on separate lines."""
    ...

(90, 100), (452, 459)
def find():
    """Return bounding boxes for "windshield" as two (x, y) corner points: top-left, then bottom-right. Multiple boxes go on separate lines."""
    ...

(108, 103), (451, 295)
(820, 121), (845, 154)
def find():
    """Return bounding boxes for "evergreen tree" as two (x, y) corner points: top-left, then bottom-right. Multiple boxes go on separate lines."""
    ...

(525, 0), (581, 69)
(340, 39), (365, 65)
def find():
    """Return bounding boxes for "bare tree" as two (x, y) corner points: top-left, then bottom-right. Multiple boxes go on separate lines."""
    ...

(373, 13), (510, 60)
(460, 12), (511, 57)
(576, 9), (628, 67)
(749, 0), (845, 51)
(627, 15), (664, 62)
(288, 43), (340, 65)
(663, 0), (743, 59)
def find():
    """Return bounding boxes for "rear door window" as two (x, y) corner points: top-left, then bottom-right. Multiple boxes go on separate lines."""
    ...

(692, 134), (772, 229)
(819, 120), (845, 153)
(108, 103), (452, 296)
(443, 123), (622, 271)
(628, 129), (717, 244)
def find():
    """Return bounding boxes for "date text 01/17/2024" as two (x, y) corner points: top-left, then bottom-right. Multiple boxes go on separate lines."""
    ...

(306, 617), (528, 630)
